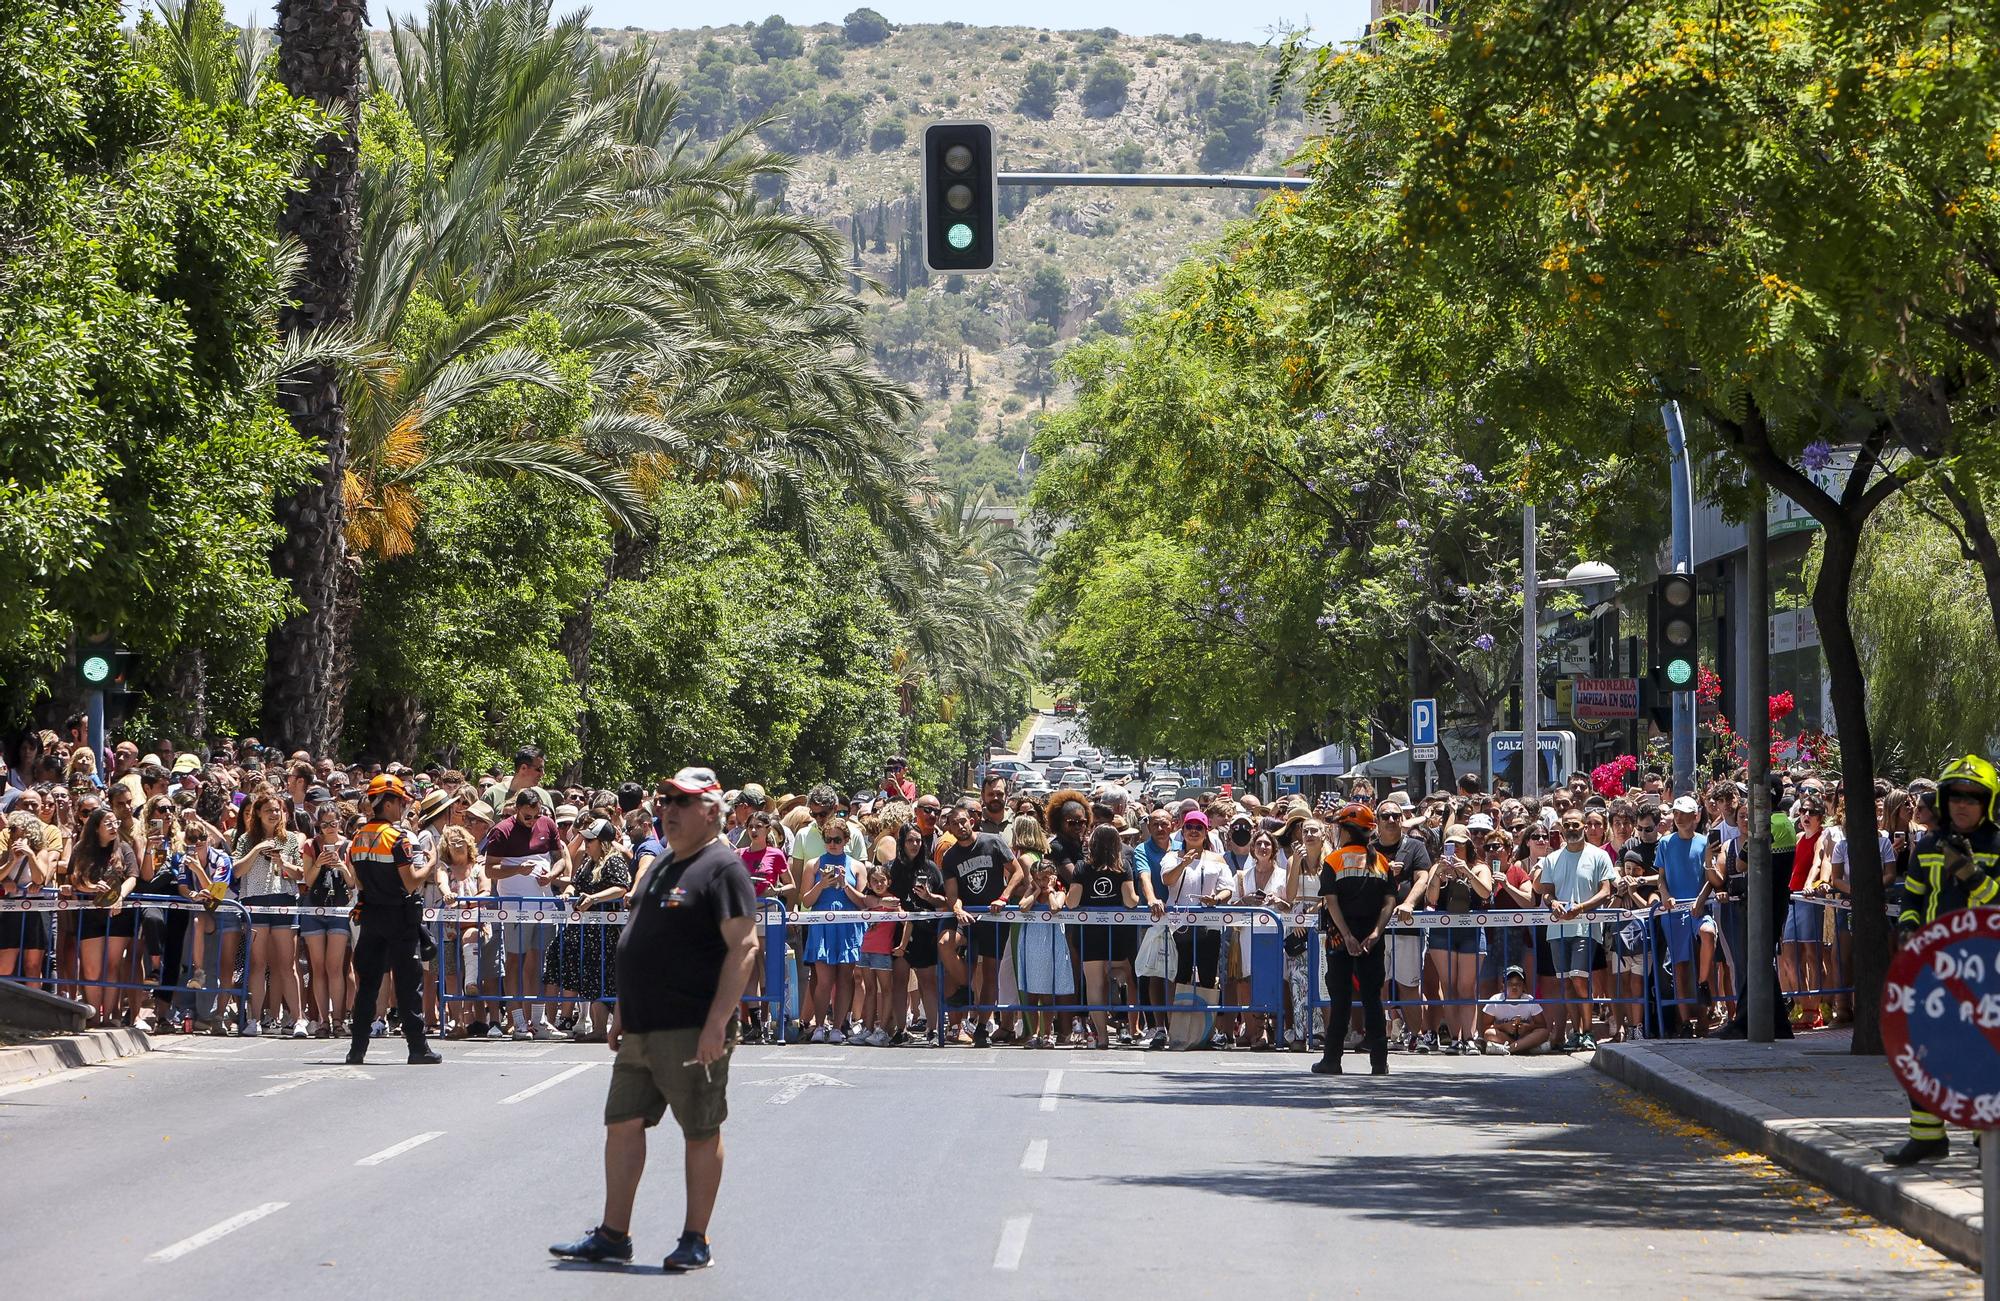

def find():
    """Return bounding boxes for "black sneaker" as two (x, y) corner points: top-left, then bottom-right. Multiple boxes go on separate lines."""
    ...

(344, 1048), (366, 1066)
(408, 1048), (443, 1064)
(971, 1024), (991, 1049)
(467, 1020), (489, 1039)
(1309, 1057), (1341, 1075)
(661, 1232), (712, 1273)
(550, 1225), (633, 1264)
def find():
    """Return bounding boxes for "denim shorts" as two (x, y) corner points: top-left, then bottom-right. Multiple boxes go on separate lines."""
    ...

(297, 912), (352, 938)
(1781, 898), (1825, 945)
(1548, 935), (1597, 978)
(857, 951), (892, 971)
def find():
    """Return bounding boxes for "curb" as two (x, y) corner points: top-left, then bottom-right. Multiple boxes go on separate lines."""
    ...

(1592, 1042), (1984, 1269)
(0, 1027), (155, 1088)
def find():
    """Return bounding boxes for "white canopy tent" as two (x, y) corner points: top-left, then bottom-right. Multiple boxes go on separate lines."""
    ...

(1271, 742), (1356, 778)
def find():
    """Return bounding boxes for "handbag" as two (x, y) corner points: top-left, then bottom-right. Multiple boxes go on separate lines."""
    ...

(1135, 921), (1173, 979)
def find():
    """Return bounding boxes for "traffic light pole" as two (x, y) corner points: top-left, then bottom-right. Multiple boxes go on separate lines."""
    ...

(87, 689), (105, 778)
(998, 172), (1310, 191)
(1661, 401), (1697, 796)
(1745, 486), (1775, 1042)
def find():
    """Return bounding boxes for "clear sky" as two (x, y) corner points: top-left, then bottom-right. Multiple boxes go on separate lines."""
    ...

(311, 2), (1374, 49)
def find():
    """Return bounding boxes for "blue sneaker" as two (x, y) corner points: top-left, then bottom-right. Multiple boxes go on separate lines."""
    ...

(661, 1232), (712, 1273)
(549, 1225), (633, 1264)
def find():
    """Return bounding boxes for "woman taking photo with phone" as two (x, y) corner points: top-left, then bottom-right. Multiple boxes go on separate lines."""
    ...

(69, 807), (138, 1026)
(1423, 824), (1493, 1054)
(300, 805), (355, 1038)
(234, 791), (306, 1037)
(1229, 826), (1287, 1048)
(799, 817), (867, 1043)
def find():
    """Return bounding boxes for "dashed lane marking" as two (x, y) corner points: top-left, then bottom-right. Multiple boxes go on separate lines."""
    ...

(147, 1203), (288, 1263)
(355, 1131), (445, 1166)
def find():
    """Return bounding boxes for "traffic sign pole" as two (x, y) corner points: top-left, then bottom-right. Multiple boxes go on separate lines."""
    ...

(87, 689), (104, 780)
(1986, 1148), (1998, 1301)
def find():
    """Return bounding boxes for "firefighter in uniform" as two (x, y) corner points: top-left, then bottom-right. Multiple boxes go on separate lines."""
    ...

(1883, 754), (2000, 1166)
(346, 774), (443, 1066)
(1312, 803), (1394, 1077)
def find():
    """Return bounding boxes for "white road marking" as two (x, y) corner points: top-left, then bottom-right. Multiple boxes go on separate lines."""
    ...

(355, 1131), (445, 1166)
(993, 1214), (1032, 1270)
(147, 1202), (288, 1263)
(246, 1065), (373, 1097)
(1039, 1068), (1063, 1112)
(498, 1062), (597, 1104)
(754, 1072), (855, 1105)
(1020, 1139), (1048, 1172)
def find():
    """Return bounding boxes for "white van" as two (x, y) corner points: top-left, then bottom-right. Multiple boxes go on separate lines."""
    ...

(1031, 732), (1063, 762)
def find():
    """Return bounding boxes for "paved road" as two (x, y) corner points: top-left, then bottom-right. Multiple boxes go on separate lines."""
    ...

(0, 1038), (1975, 1299)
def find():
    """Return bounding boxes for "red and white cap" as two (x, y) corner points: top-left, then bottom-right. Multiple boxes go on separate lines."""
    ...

(663, 766), (722, 797)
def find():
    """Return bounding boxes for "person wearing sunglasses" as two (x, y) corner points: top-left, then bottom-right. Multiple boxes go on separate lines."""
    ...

(1532, 812), (1616, 1052)
(1371, 796), (1432, 1052)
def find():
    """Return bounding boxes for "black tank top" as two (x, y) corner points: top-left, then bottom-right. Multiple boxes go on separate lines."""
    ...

(1075, 860), (1128, 908)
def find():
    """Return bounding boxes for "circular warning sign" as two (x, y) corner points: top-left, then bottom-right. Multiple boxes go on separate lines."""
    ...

(1882, 908), (2000, 1130)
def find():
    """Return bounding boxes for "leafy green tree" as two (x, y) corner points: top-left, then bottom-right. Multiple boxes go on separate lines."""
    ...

(869, 117), (907, 152)
(1025, 263), (1069, 328)
(1080, 57), (1131, 117)
(0, 0), (320, 724)
(1017, 61), (1060, 119)
(841, 8), (891, 46)
(750, 14), (804, 62)
(1196, 64), (1264, 170)
(812, 39), (845, 78)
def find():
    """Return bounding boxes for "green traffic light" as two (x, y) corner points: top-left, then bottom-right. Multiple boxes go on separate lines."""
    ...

(1665, 658), (1692, 686)
(946, 223), (973, 250)
(81, 655), (111, 684)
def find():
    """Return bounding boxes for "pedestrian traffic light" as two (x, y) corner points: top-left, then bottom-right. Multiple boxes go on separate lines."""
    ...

(76, 636), (134, 695)
(921, 120), (997, 274)
(1650, 572), (1699, 691)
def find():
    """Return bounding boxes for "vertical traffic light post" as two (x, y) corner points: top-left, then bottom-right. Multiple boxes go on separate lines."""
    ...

(76, 636), (132, 770)
(1660, 401), (1699, 795)
(1650, 570), (1700, 793)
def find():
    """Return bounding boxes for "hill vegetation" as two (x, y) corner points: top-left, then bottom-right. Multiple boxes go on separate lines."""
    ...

(579, 15), (1309, 501)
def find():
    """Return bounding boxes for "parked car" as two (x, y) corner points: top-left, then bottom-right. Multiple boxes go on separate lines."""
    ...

(1058, 767), (1093, 788)
(1030, 732), (1064, 762)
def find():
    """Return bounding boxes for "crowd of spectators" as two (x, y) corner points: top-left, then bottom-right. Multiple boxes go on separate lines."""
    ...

(0, 724), (1906, 1056)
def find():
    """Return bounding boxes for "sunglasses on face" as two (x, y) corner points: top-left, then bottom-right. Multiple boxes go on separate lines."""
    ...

(1562, 824), (1584, 833)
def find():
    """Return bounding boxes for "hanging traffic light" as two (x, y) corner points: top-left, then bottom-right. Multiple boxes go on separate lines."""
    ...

(1650, 572), (1699, 691)
(921, 120), (997, 273)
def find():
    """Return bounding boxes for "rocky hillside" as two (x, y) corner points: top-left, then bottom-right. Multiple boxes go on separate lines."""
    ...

(593, 16), (1310, 501)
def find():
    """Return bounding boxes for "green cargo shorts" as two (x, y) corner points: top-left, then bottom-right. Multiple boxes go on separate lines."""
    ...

(604, 1025), (737, 1139)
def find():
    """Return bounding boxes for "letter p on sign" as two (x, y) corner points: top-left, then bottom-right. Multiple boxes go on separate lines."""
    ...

(1411, 699), (1438, 748)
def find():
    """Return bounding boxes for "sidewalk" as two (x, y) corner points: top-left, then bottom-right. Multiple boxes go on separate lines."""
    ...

(0, 1026), (154, 1088)
(1593, 1029), (1987, 1268)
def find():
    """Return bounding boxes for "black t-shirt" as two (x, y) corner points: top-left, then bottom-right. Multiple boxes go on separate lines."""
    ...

(1046, 833), (1086, 886)
(1622, 835), (1659, 871)
(1374, 834), (1432, 905)
(616, 838), (756, 1033)
(943, 832), (1013, 907)
(1074, 859), (1131, 908)
(889, 853), (945, 912)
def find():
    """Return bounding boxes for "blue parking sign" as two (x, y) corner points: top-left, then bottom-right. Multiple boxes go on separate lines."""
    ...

(1214, 760), (1234, 780)
(1411, 698), (1438, 748)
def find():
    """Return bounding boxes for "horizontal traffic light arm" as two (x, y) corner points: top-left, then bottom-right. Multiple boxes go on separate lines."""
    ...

(998, 172), (1309, 190)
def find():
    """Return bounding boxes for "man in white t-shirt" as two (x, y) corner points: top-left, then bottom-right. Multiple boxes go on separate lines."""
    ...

(1533, 811), (1617, 1051)
(1477, 966), (1550, 1055)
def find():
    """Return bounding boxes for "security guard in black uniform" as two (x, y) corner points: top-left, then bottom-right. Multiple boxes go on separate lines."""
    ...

(1884, 754), (2000, 1165)
(346, 774), (442, 1066)
(1312, 802), (1394, 1077)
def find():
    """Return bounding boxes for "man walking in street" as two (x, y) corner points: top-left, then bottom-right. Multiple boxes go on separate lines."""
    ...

(550, 767), (759, 1272)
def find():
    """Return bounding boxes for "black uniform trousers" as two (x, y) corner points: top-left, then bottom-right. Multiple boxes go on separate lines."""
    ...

(348, 909), (430, 1059)
(1323, 939), (1388, 1070)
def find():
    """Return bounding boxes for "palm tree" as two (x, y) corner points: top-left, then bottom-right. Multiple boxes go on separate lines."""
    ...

(264, 0), (368, 754)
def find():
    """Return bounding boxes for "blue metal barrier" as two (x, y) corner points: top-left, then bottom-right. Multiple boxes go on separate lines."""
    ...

(0, 893), (254, 1029)
(781, 904), (1288, 1048)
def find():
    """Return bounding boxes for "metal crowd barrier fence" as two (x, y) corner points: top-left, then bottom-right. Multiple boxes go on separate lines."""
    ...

(0, 893), (255, 1026)
(1300, 905), (1669, 1041)
(782, 904), (1288, 1048)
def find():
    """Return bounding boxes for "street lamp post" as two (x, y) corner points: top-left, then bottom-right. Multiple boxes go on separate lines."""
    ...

(1521, 539), (1621, 801)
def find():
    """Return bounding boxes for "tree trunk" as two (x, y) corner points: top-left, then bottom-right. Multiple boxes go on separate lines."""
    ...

(1935, 470), (2000, 647)
(1811, 519), (1889, 1055)
(368, 692), (427, 763)
(263, 0), (366, 756)
(155, 647), (209, 743)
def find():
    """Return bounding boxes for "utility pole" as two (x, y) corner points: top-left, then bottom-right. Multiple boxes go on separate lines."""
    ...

(1521, 504), (1539, 799)
(1745, 488), (1775, 1041)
